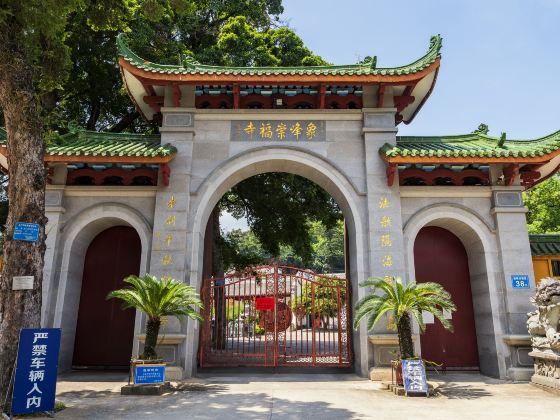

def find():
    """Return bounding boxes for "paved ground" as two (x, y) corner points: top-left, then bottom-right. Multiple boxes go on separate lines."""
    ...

(37, 371), (557, 419)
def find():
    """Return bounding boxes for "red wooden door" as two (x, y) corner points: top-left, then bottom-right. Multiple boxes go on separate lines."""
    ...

(414, 226), (479, 369)
(73, 226), (141, 368)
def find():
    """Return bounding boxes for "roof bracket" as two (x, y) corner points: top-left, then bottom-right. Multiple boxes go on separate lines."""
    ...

(503, 163), (520, 186)
(386, 163), (397, 187)
(161, 163), (171, 186)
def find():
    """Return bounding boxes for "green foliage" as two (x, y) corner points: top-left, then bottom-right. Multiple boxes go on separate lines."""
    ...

(221, 173), (342, 266)
(221, 229), (270, 272)
(221, 218), (345, 273)
(524, 176), (560, 234)
(38, 0), (322, 132)
(226, 301), (244, 321)
(107, 273), (203, 321)
(353, 277), (456, 334)
(291, 276), (346, 321)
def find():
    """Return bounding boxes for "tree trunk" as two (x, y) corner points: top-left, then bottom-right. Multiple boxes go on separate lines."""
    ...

(397, 313), (415, 360)
(0, 23), (47, 411)
(143, 317), (161, 360)
(109, 111), (140, 133)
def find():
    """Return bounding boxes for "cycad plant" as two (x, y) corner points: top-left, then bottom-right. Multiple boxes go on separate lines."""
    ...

(353, 277), (456, 359)
(108, 274), (203, 360)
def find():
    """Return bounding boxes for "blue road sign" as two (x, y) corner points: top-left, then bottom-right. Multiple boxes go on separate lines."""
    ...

(134, 365), (166, 384)
(512, 274), (530, 289)
(13, 222), (40, 242)
(401, 359), (428, 396)
(12, 328), (61, 416)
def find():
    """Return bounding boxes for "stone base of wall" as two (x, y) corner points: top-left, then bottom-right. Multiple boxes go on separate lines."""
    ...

(506, 367), (533, 382)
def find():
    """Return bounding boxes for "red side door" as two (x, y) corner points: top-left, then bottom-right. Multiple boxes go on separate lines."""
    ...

(414, 226), (479, 369)
(73, 226), (141, 368)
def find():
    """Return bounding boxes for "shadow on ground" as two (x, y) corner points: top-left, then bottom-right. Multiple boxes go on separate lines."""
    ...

(55, 388), (360, 419)
(435, 382), (493, 400)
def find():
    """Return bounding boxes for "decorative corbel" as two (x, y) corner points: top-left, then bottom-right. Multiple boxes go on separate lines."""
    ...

(161, 163), (171, 186)
(503, 163), (519, 186)
(386, 163), (397, 187)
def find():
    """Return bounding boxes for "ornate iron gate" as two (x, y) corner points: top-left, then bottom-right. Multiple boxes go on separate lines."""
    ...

(199, 265), (352, 368)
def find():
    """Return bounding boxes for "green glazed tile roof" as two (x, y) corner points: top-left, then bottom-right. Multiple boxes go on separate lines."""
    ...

(117, 33), (442, 77)
(0, 129), (176, 159)
(0, 128), (6, 141)
(381, 130), (560, 160)
(529, 234), (560, 256)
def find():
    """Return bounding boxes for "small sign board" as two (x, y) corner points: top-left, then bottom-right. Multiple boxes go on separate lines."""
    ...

(13, 222), (40, 242)
(401, 359), (429, 397)
(255, 297), (275, 311)
(12, 276), (34, 290)
(511, 274), (530, 289)
(134, 365), (166, 384)
(11, 328), (61, 416)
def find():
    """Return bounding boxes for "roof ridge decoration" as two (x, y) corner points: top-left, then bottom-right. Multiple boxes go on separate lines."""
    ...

(116, 33), (442, 76)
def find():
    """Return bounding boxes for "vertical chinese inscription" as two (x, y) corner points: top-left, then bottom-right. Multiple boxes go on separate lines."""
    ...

(377, 196), (394, 270)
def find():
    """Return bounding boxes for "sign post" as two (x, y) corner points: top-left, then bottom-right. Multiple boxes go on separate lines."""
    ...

(11, 328), (61, 417)
(401, 359), (429, 397)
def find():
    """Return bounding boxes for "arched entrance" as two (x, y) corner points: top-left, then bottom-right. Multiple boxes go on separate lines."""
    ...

(185, 149), (369, 375)
(414, 226), (479, 369)
(72, 226), (141, 368)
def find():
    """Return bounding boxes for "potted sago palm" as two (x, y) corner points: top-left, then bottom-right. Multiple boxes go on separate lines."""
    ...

(108, 274), (203, 384)
(353, 276), (456, 385)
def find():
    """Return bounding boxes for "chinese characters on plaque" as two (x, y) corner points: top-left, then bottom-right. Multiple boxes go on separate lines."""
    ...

(232, 120), (326, 142)
(11, 328), (61, 416)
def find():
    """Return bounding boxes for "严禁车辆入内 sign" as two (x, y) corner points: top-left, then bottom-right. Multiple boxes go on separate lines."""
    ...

(11, 328), (61, 416)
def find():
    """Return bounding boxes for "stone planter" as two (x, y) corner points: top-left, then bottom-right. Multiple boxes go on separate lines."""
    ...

(122, 359), (169, 395)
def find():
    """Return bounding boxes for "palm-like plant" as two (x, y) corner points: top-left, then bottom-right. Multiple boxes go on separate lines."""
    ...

(108, 274), (203, 360)
(353, 277), (456, 359)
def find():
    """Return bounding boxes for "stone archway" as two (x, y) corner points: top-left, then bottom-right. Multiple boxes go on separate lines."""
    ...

(403, 204), (506, 378)
(52, 203), (152, 370)
(184, 148), (369, 376)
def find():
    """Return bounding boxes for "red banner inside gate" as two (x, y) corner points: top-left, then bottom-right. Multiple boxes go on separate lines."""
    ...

(255, 297), (275, 311)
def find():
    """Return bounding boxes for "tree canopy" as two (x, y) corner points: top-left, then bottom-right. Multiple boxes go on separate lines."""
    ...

(220, 173), (343, 271)
(524, 176), (560, 234)
(221, 219), (345, 274)
(50, 0), (326, 133)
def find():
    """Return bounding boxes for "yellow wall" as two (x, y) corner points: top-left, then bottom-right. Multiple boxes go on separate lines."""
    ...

(532, 256), (560, 285)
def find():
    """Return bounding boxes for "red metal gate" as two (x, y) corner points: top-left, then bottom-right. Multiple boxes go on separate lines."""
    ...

(199, 265), (352, 368)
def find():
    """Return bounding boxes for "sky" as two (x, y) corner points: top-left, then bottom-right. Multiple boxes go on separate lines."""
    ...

(280, 0), (560, 138)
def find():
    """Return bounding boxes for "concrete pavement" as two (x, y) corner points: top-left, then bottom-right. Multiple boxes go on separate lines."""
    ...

(40, 371), (558, 419)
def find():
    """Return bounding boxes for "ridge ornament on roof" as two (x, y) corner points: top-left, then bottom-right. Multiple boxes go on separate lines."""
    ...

(116, 33), (441, 77)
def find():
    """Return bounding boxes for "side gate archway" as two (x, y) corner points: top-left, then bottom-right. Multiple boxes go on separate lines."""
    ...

(199, 265), (352, 368)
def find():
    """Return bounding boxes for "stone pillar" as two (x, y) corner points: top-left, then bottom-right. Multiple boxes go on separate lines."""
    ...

(42, 166), (67, 326)
(491, 186), (535, 378)
(362, 109), (407, 373)
(142, 110), (194, 377)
